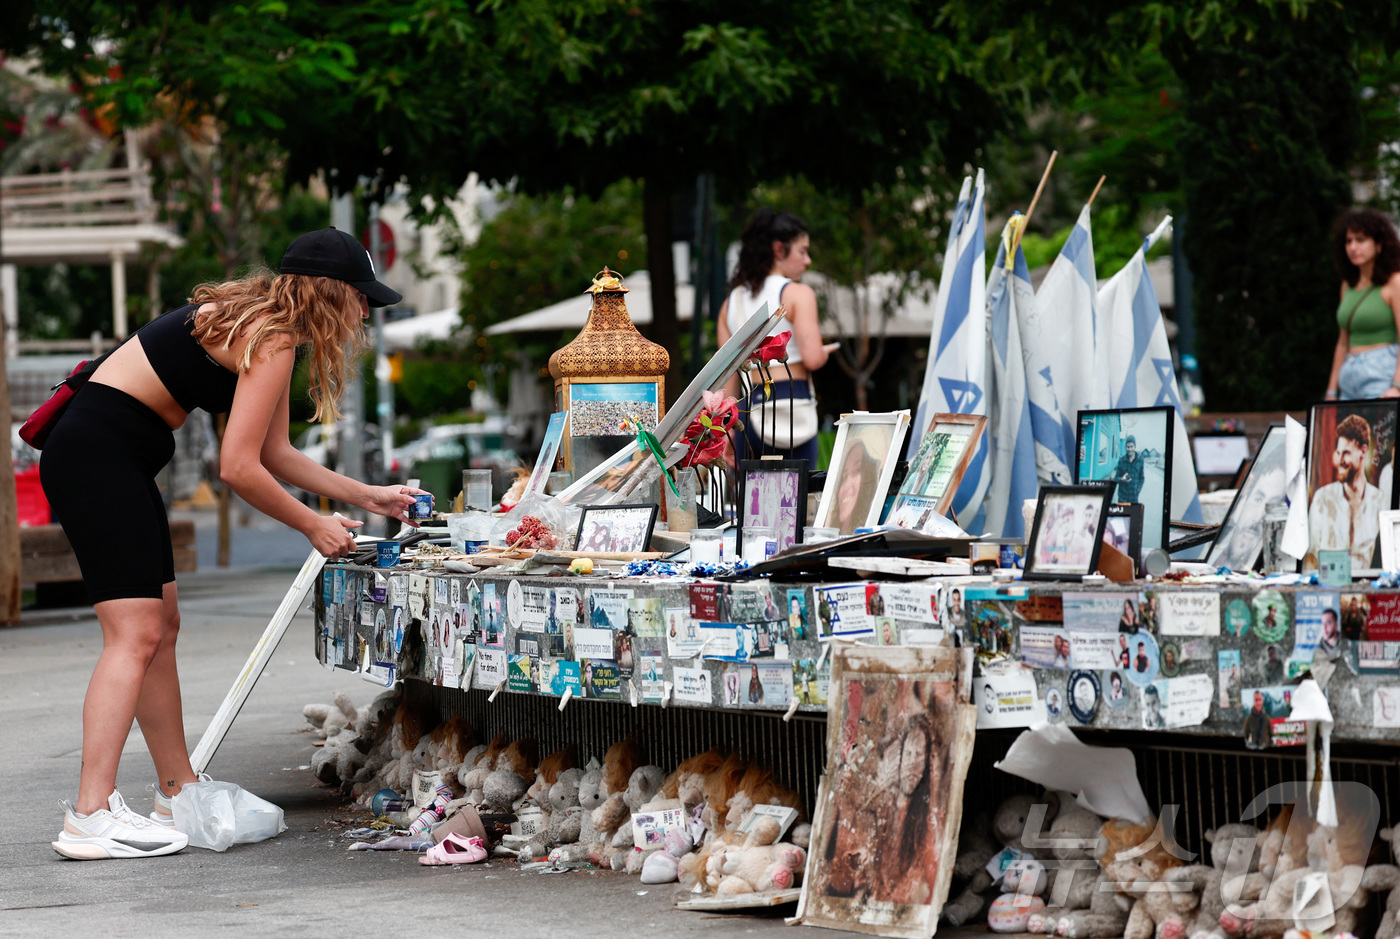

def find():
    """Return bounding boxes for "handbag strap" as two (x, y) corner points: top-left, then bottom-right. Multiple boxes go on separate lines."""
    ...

(1343, 284), (1380, 337)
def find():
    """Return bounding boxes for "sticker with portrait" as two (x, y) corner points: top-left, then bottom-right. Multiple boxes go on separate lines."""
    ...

(1044, 685), (1065, 721)
(786, 589), (810, 640)
(1291, 591), (1339, 674)
(793, 657), (830, 705)
(1217, 650), (1242, 708)
(1304, 399), (1400, 571)
(1067, 670), (1100, 723)
(1251, 590), (1291, 644)
(1102, 670), (1129, 708)
(1122, 630), (1161, 686)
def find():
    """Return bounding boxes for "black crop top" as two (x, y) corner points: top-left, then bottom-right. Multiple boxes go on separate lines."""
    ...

(137, 303), (240, 414)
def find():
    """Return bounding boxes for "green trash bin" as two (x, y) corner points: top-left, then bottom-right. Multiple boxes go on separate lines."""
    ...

(413, 458), (461, 508)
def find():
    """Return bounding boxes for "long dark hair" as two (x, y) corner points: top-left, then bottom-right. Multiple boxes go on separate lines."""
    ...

(730, 207), (808, 295)
(1333, 208), (1400, 287)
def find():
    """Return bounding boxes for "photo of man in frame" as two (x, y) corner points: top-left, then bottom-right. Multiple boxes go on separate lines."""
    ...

(1306, 406), (1395, 570)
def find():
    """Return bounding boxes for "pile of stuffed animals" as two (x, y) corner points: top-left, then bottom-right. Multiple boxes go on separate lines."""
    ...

(941, 790), (1400, 939)
(303, 692), (811, 896)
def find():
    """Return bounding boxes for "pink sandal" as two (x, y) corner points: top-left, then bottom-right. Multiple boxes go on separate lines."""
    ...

(419, 833), (487, 865)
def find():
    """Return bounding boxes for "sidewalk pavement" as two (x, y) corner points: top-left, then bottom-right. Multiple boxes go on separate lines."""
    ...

(0, 565), (824, 937)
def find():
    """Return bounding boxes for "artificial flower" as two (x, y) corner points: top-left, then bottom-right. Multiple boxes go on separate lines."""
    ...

(751, 330), (792, 364)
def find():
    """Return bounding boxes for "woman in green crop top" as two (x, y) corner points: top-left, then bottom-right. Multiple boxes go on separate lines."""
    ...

(1327, 208), (1400, 400)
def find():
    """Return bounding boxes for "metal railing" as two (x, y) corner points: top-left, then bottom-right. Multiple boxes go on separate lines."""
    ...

(0, 166), (156, 229)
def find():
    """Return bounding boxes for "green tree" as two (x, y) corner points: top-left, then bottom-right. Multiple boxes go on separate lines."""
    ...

(8, 0), (1004, 402)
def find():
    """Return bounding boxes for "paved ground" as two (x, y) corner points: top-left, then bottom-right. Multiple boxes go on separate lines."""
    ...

(0, 516), (830, 937)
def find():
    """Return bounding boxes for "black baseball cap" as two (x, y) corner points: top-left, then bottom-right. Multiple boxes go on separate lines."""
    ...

(279, 227), (402, 307)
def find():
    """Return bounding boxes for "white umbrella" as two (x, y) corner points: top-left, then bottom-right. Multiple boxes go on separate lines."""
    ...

(485, 271), (694, 335)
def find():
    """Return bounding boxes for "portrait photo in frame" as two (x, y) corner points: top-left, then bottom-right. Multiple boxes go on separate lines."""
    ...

(1304, 399), (1400, 571)
(1103, 502), (1144, 573)
(574, 503), (659, 554)
(813, 411), (911, 535)
(1206, 424), (1286, 572)
(1076, 406), (1174, 550)
(1023, 485), (1113, 581)
(893, 412), (988, 519)
(738, 460), (808, 554)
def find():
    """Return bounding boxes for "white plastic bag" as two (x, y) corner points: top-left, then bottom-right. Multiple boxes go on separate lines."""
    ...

(170, 780), (288, 852)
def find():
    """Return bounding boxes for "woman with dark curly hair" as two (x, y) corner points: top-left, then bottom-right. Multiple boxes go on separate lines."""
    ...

(1325, 208), (1400, 400)
(717, 208), (830, 465)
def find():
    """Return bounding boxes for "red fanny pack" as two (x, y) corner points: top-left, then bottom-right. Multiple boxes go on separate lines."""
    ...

(19, 358), (98, 449)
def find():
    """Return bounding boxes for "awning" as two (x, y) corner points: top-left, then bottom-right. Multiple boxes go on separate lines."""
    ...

(486, 271), (693, 335)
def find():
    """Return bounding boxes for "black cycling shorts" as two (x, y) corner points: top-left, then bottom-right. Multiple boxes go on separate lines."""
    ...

(40, 382), (176, 603)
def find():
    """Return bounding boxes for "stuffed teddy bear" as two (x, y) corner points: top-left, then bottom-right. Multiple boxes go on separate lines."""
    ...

(988, 858), (1050, 933)
(1021, 804), (1108, 935)
(455, 744), (488, 791)
(526, 747), (577, 807)
(640, 828), (695, 884)
(944, 792), (1063, 927)
(303, 691), (360, 739)
(604, 765), (664, 871)
(521, 766), (584, 859)
(1362, 826), (1399, 939)
(1154, 824), (1261, 939)
(1226, 814), (1371, 939)
(481, 768), (528, 813)
(1082, 818), (1185, 939)
(461, 733), (511, 802)
(705, 817), (807, 896)
(575, 764), (606, 847)
(427, 716), (477, 790)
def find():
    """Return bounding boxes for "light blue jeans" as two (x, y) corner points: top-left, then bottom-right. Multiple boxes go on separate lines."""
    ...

(1339, 344), (1400, 400)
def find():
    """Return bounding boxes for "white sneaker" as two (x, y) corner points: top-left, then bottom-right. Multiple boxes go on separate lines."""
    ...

(53, 791), (189, 859)
(149, 774), (212, 828)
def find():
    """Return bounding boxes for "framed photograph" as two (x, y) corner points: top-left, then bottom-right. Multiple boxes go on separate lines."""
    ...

(813, 411), (911, 535)
(738, 460), (808, 554)
(574, 503), (659, 554)
(1305, 399), (1400, 571)
(1076, 406), (1174, 550)
(1103, 502), (1144, 572)
(1382, 510), (1400, 573)
(893, 412), (988, 518)
(1191, 432), (1253, 476)
(523, 410), (568, 497)
(1206, 424), (1286, 572)
(796, 644), (975, 936)
(1023, 485), (1113, 581)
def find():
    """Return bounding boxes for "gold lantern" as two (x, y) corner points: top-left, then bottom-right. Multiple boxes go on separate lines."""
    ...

(549, 268), (670, 477)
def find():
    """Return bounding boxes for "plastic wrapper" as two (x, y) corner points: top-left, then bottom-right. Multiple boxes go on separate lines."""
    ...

(488, 493), (577, 550)
(447, 511), (494, 552)
(171, 780), (288, 852)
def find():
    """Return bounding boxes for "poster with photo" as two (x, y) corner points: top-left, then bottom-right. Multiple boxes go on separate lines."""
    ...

(793, 658), (830, 705)
(508, 654), (536, 692)
(1218, 650), (1242, 708)
(975, 672), (1045, 729)
(672, 666), (713, 704)
(627, 597), (665, 637)
(1291, 591), (1338, 676)
(480, 583), (505, 649)
(1241, 685), (1304, 748)
(665, 607), (704, 658)
(786, 589), (809, 640)
(1304, 399), (1399, 571)
(963, 586), (1029, 664)
(540, 659), (581, 697)
(751, 662), (794, 708)
(581, 659), (621, 698)
(883, 584), (941, 625)
(568, 382), (658, 436)
(639, 653), (666, 703)
(814, 584), (875, 640)
(799, 644), (974, 936)
(1062, 591), (1144, 632)
(729, 583), (780, 623)
(588, 588), (634, 629)
(1020, 626), (1074, 669)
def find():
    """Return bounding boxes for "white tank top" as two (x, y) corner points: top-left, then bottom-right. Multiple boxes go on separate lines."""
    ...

(725, 274), (801, 364)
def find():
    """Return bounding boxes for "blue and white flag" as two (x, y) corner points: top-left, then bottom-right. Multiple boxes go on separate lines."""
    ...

(909, 169), (988, 524)
(978, 216), (1040, 538)
(1019, 203), (1101, 484)
(1099, 216), (1203, 523)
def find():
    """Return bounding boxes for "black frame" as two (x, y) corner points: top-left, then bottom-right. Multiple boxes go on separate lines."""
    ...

(737, 459), (809, 556)
(1304, 397), (1400, 571)
(1075, 405), (1174, 551)
(1104, 502), (1144, 574)
(1206, 423), (1285, 572)
(1023, 485), (1113, 582)
(574, 503), (660, 554)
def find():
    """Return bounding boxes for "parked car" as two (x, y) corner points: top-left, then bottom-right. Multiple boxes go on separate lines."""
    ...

(292, 421), (383, 504)
(389, 418), (521, 505)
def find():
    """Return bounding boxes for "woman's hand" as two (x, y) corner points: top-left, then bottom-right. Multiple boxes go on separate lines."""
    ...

(361, 484), (427, 526)
(304, 514), (362, 558)
(1384, 386), (1400, 399)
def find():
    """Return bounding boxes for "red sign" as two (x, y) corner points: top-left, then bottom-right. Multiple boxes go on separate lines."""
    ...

(360, 219), (396, 272)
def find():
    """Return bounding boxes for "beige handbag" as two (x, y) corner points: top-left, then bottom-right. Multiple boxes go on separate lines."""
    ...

(734, 286), (820, 449)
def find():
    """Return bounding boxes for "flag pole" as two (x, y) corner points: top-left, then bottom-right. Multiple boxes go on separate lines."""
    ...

(1010, 150), (1057, 257)
(1086, 175), (1107, 207)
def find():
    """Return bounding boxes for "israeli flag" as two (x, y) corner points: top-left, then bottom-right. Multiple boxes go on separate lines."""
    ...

(1099, 216), (1203, 523)
(1020, 202), (1102, 483)
(909, 169), (988, 524)
(978, 217), (1040, 538)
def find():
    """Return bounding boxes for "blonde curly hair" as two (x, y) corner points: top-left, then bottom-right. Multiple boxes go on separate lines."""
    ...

(189, 268), (366, 421)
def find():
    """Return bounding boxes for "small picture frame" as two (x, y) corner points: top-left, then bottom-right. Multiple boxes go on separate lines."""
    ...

(1023, 485), (1113, 581)
(1379, 509), (1400, 573)
(574, 503), (659, 554)
(738, 460), (808, 554)
(1076, 406), (1174, 551)
(1103, 502), (1144, 573)
(813, 410), (911, 535)
(893, 412), (988, 518)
